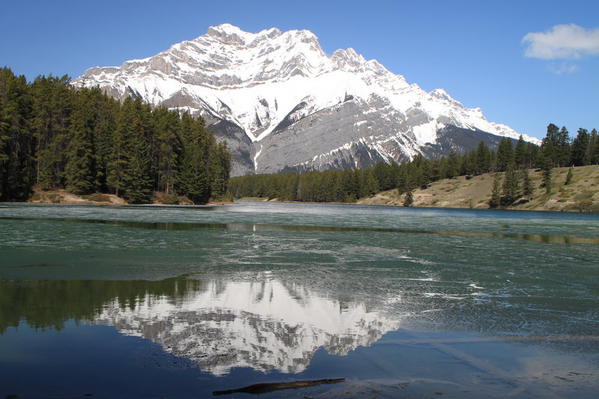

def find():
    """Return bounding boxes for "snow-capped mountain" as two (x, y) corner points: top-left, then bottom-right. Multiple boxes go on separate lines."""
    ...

(75, 24), (539, 176)
(94, 277), (399, 376)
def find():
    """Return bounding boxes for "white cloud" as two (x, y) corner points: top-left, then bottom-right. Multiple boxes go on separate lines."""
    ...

(548, 63), (579, 75)
(522, 24), (599, 59)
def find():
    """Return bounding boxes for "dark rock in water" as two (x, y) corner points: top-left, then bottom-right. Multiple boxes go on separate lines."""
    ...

(213, 378), (345, 396)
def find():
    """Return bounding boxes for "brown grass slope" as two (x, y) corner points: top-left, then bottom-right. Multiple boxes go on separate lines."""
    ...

(29, 190), (126, 205)
(358, 165), (599, 212)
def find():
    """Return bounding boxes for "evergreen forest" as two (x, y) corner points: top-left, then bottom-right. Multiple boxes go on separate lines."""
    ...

(2, 66), (597, 209)
(0, 68), (230, 204)
(230, 123), (599, 205)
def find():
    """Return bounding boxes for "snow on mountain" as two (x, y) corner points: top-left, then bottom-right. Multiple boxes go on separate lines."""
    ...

(93, 277), (399, 376)
(74, 24), (540, 176)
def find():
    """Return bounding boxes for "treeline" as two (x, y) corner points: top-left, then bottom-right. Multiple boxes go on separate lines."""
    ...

(489, 123), (599, 208)
(0, 67), (230, 203)
(230, 123), (598, 203)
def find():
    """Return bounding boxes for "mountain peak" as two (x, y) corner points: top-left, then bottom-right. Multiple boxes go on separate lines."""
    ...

(74, 24), (539, 176)
(206, 23), (248, 38)
(205, 24), (284, 43)
(430, 88), (461, 106)
(332, 48), (365, 66)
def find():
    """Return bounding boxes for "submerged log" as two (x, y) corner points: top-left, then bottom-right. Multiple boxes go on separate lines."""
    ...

(213, 378), (345, 396)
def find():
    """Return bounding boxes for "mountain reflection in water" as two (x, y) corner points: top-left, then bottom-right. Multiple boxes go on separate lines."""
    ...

(0, 275), (398, 376)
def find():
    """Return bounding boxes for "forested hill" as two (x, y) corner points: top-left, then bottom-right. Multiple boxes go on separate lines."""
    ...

(230, 124), (599, 210)
(0, 67), (230, 204)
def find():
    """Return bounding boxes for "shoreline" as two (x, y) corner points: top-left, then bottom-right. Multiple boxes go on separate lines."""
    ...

(235, 197), (598, 214)
(20, 194), (597, 214)
(25, 189), (232, 207)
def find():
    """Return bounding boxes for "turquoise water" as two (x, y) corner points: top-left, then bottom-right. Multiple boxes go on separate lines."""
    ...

(1, 202), (598, 398)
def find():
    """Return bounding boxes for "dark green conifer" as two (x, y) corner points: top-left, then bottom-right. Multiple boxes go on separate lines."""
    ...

(360, 169), (379, 198)
(65, 91), (96, 194)
(501, 163), (520, 205)
(527, 142), (539, 168)
(123, 100), (154, 203)
(522, 168), (533, 196)
(489, 173), (501, 208)
(570, 128), (589, 166)
(0, 68), (35, 201)
(176, 113), (212, 204)
(586, 128), (597, 165)
(154, 108), (182, 194)
(210, 141), (232, 199)
(565, 167), (573, 185)
(475, 141), (492, 174)
(557, 126), (571, 167)
(541, 123), (559, 168)
(403, 190), (413, 207)
(591, 128), (599, 164)
(496, 138), (514, 171)
(30, 75), (72, 189)
(542, 167), (552, 194)
(514, 135), (527, 168)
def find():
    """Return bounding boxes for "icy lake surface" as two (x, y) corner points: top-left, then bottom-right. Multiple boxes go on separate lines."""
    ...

(1, 202), (598, 398)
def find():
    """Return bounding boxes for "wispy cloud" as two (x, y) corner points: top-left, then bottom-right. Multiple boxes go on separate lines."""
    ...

(522, 24), (599, 59)
(548, 62), (578, 75)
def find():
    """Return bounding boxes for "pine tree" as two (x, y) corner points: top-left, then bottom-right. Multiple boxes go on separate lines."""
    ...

(591, 129), (599, 165)
(501, 163), (519, 205)
(461, 150), (476, 176)
(30, 75), (72, 189)
(123, 100), (154, 203)
(489, 173), (501, 208)
(176, 113), (212, 204)
(210, 141), (232, 199)
(445, 151), (459, 178)
(475, 141), (492, 174)
(541, 123), (559, 168)
(570, 128), (589, 166)
(522, 168), (533, 196)
(565, 167), (573, 185)
(514, 135), (527, 168)
(557, 126), (571, 167)
(154, 108), (182, 194)
(361, 169), (379, 197)
(542, 167), (552, 194)
(584, 129), (599, 165)
(91, 91), (117, 192)
(527, 142), (539, 168)
(496, 138), (514, 171)
(65, 90), (96, 194)
(403, 190), (413, 207)
(373, 162), (394, 191)
(0, 68), (35, 201)
(107, 99), (131, 197)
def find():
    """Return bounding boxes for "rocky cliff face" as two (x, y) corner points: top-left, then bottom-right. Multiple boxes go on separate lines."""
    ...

(74, 24), (539, 176)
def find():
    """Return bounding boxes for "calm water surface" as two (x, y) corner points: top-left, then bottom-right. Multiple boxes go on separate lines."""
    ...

(1, 202), (598, 398)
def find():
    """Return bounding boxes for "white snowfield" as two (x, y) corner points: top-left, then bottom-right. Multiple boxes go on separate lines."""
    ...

(75, 24), (539, 174)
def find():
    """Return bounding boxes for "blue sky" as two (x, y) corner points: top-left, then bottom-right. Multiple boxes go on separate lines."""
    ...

(1, 0), (597, 139)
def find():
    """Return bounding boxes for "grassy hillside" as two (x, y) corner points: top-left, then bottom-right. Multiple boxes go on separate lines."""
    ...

(358, 165), (599, 212)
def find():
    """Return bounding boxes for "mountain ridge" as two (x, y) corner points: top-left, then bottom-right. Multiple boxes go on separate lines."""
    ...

(75, 24), (539, 176)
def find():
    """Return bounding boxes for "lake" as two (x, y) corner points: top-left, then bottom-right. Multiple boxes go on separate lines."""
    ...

(1, 201), (598, 398)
